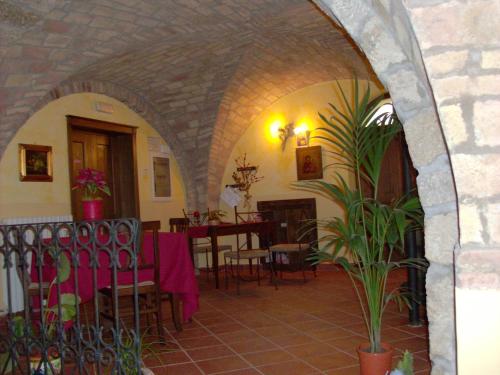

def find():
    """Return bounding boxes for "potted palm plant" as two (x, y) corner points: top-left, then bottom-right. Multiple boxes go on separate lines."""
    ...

(300, 80), (425, 375)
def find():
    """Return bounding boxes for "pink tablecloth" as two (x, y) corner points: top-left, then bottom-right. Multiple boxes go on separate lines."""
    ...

(187, 225), (210, 238)
(32, 232), (199, 322)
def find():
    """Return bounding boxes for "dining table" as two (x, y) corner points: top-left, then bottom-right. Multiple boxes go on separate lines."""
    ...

(187, 221), (276, 288)
(31, 231), (199, 324)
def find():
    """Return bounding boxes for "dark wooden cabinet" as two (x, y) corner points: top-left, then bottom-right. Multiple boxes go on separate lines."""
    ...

(257, 198), (317, 245)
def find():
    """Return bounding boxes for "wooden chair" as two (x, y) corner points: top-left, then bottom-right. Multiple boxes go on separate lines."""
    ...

(170, 216), (231, 280)
(169, 217), (189, 233)
(234, 207), (273, 224)
(269, 243), (312, 282)
(99, 221), (179, 342)
(13, 234), (50, 316)
(223, 208), (276, 294)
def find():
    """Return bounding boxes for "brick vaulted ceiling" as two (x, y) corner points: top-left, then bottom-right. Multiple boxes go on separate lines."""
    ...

(0, 0), (376, 207)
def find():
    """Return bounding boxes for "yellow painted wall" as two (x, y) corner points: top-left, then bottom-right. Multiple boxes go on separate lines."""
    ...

(0, 93), (187, 309)
(0, 93), (186, 226)
(210, 79), (384, 267)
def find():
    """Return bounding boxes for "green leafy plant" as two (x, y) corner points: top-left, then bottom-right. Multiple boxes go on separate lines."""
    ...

(299, 80), (426, 353)
(43, 248), (79, 336)
(13, 249), (78, 336)
(391, 350), (414, 375)
(120, 323), (172, 374)
(1, 249), (79, 374)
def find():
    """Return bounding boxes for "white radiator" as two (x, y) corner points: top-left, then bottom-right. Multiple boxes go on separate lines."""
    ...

(0, 215), (73, 313)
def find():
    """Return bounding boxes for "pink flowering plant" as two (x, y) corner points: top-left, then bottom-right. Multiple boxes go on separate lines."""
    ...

(72, 168), (111, 200)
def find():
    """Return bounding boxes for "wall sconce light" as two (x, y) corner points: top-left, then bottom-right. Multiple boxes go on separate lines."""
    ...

(269, 119), (311, 150)
(278, 122), (295, 151)
(294, 123), (310, 147)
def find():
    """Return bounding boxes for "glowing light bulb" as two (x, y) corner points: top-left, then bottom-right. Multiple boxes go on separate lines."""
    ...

(294, 122), (309, 135)
(270, 120), (283, 138)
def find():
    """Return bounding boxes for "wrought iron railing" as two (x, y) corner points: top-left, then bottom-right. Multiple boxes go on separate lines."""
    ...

(0, 218), (142, 374)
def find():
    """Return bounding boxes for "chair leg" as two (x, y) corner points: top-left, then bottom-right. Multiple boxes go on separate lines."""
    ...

(169, 293), (182, 333)
(236, 257), (240, 295)
(271, 252), (278, 276)
(256, 258), (261, 286)
(301, 252), (307, 283)
(205, 249), (210, 281)
(155, 292), (166, 341)
(268, 250), (278, 290)
(146, 294), (152, 328)
(224, 257), (229, 290)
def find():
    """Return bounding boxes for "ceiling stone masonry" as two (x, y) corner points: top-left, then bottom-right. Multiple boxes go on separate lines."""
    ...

(0, 0), (375, 207)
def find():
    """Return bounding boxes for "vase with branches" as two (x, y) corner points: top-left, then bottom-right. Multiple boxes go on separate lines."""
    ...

(231, 154), (263, 209)
(299, 80), (426, 374)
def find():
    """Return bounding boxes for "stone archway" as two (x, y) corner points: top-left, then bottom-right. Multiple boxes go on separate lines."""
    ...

(312, 1), (459, 374)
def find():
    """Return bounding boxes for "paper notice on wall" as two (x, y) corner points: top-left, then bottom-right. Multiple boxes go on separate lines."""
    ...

(220, 187), (241, 207)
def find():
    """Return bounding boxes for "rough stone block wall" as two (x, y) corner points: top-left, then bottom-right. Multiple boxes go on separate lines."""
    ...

(404, 0), (500, 373)
(313, 1), (460, 374)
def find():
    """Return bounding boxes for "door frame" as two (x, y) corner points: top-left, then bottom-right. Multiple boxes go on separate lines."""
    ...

(67, 115), (140, 220)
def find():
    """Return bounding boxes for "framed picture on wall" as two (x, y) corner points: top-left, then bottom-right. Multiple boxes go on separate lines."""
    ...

(151, 152), (171, 200)
(296, 145), (323, 181)
(19, 144), (53, 182)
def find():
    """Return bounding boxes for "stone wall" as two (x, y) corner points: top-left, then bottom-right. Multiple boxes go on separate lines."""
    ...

(313, 1), (459, 373)
(315, 0), (500, 373)
(404, 1), (500, 373)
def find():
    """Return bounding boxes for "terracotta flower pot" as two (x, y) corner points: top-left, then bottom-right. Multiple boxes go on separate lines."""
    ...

(357, 342), (394, 375)
(82, 199), (103, 220)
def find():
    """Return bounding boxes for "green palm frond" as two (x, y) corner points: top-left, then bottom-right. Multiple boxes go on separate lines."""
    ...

(296, 79), (426, 353)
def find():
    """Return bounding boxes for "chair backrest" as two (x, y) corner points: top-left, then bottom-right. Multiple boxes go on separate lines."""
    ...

(234, 207), (273, 224)
(183, 208), (211, 226)
(140, 220), (161, 284)
(169, 217), (189, 233)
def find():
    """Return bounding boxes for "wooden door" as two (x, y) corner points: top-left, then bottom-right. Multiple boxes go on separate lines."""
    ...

(360, 134), (417, 204)
(70, 129), (114, 220)
(68, 116), (139, 221)
(257, 198), (317, 245)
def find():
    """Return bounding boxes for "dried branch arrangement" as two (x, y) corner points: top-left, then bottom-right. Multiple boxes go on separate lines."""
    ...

(231, 153), (263, 208)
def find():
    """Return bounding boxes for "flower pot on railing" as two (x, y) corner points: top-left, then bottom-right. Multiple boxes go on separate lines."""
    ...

(72, 168), (111, 221)
(82, 199), (104, 220)
(208, 219), (221, 226)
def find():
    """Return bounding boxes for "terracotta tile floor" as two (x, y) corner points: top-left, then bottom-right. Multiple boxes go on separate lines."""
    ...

(147, 268), (430, 374)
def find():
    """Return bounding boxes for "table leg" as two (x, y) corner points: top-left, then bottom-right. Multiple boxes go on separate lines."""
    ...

(246, 232), (253, 275)
(210, 233), (219, 288)
(188, 236), (195, 266)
